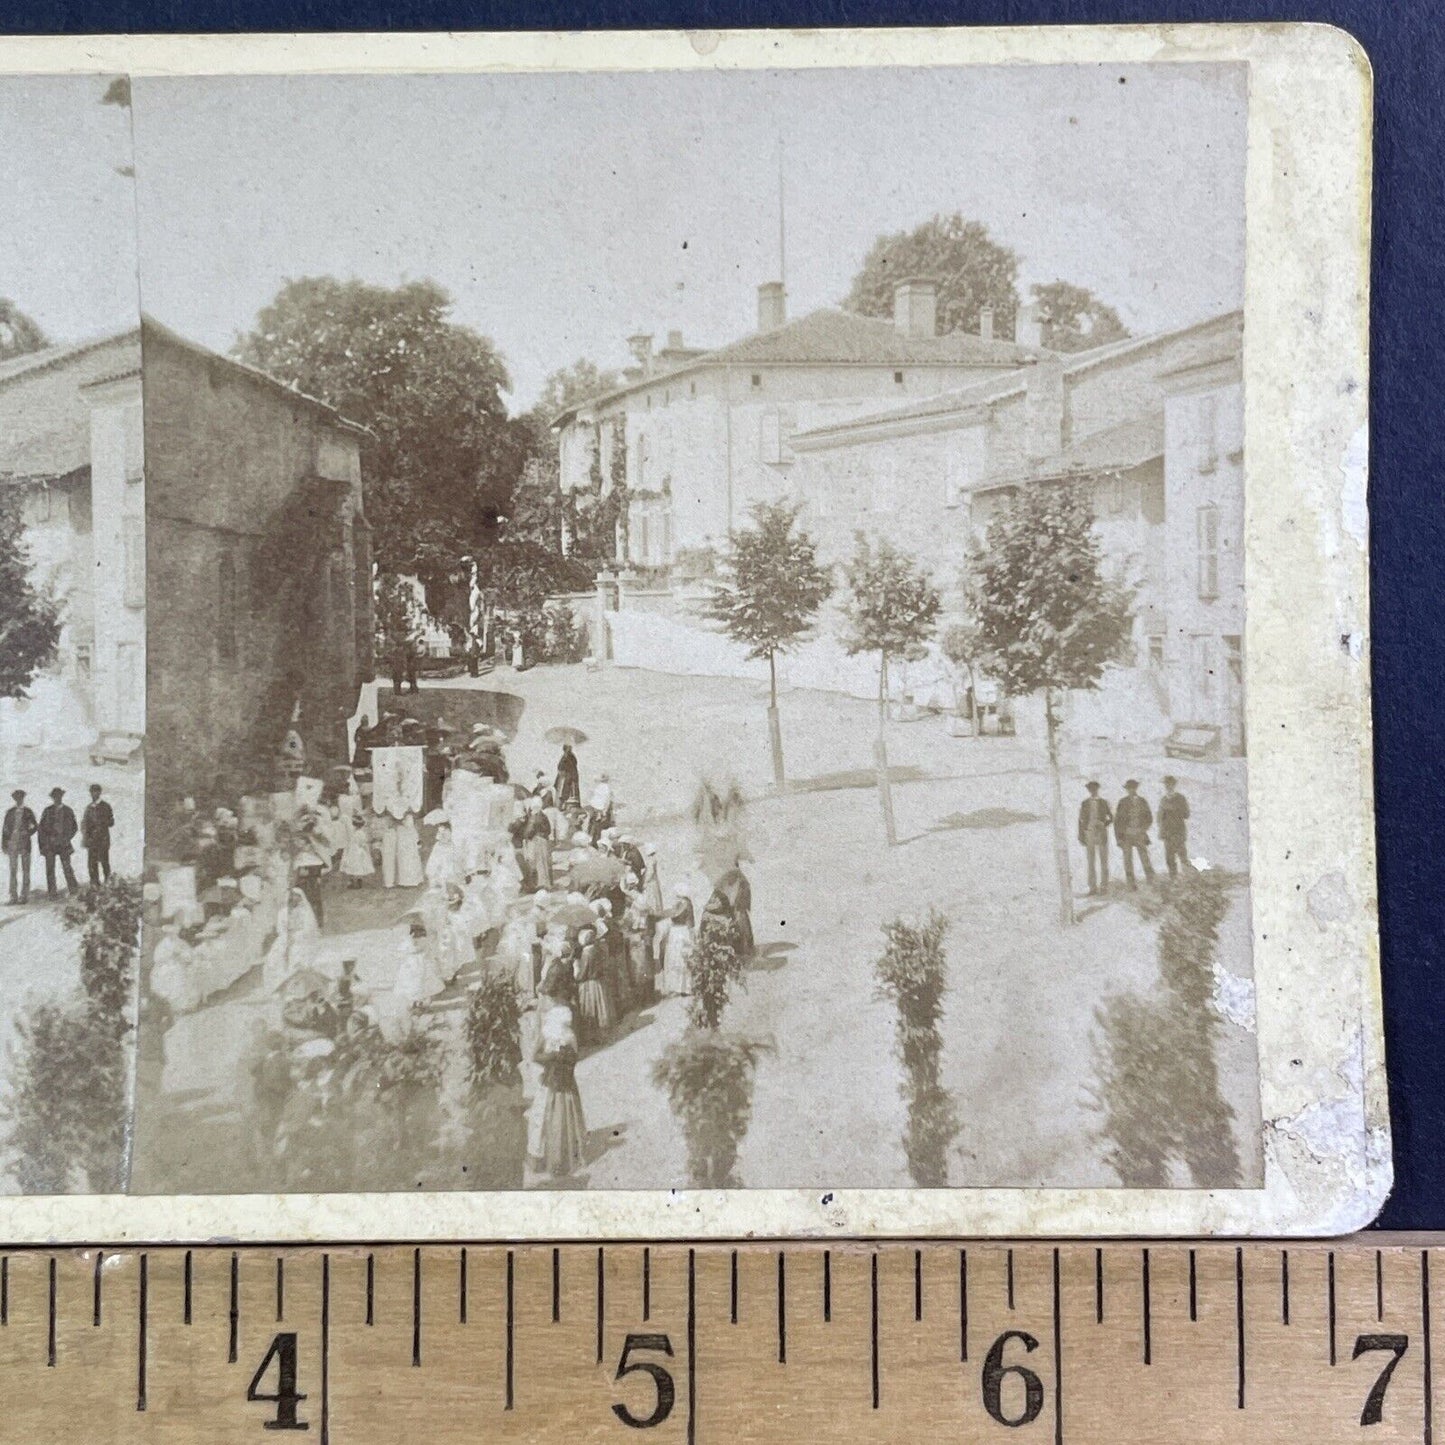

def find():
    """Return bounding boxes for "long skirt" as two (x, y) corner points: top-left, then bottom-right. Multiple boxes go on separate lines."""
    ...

(523, 835), (553, 891)
(539, 1086), (586, 1177)
(575, 979), (613, 1044)
(627, 933), (654, 1004)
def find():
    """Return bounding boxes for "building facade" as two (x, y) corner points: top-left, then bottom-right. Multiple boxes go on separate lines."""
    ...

(143, 319), (373, 826)
(554, 281), (1051, 570)
(788, 311), (1245, 751)
(0, 331), (146, 750)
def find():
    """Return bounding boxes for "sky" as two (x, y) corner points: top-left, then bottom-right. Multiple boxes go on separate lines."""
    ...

(1, 64), (1245, 410)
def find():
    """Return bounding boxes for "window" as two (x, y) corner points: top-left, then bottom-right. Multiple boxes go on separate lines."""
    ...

(1197, 394), (1219, 473)
(750, 373), (762, 390)
(217, 552), (238, 663)
(123, 515), (144, 609)
(944, 452), (967, 508)
(894, 371), (904, 385)
(760, 408), (782, 465)
(1103, 475), (1126, 514)
(1196, 504), (1220, 599)
(635, 434), (649, 490)
(74, 643), (92, 682)
(1146, 633), (1165, 671)
(23, 485), (50, 525)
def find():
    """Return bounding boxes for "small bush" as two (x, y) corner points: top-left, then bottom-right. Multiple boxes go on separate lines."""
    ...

(464, 973), (523, 1091)
(688, 914), (745, 1033)
(652, 1031), (771, 1187)
(874, 910), (959, 1187)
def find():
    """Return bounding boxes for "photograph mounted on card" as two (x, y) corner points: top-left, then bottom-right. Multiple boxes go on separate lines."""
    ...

(0, 25), (1381, 1240)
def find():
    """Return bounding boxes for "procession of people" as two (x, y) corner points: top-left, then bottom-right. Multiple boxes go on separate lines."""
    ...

(144, 705), (755, 1185)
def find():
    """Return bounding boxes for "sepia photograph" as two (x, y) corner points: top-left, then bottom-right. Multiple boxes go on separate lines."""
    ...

(122, 61), (1260, 1196)
(0, 28), (1381, 1238)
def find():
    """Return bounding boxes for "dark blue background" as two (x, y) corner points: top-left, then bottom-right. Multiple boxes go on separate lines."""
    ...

(3, 1), (1436, 1228)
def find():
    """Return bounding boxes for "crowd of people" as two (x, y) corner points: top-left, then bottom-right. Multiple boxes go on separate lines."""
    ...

(1077, 774), (1194, 895)
(146, 709), (755, 1185)
(2, 783), (116, 904)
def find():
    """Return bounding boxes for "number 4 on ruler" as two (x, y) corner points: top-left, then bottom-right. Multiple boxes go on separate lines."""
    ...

(247, 1332), (310, 1432)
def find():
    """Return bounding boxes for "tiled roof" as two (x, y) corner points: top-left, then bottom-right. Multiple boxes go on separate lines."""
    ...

(979, 412), (1165, 491)
(553, 307), (1050, 424)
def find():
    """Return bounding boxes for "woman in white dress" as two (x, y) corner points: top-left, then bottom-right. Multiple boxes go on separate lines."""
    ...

(262, 888), (322, 994)
(377, 919), (447, 1040)
(657, 892), (695, 997)
(394, 811), (425, 888)
(338, 798), (374, 886)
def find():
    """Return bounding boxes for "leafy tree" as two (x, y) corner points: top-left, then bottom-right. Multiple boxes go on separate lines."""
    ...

(651, 1033), (770, 1188)
(235, 277), (521, 570)
(2, 877), (140, 1193)
(970, 482), (1135, 924)
(842, 535), (942, 845)
(533, 358), (622, 426)
(844, 213), (1019, 340)
(1030, 280), (1130, 353)
(0, 299), (48, 363)
(687, 912), (746, 1033)
(941, 619), (987, 737)
(0, 494), (61, 698)
(705, 501), (833, 786)
(875, 910), (959, 1186)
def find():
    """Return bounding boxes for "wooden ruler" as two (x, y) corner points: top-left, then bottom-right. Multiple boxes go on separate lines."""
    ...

(0, 1239), (1435, 1442)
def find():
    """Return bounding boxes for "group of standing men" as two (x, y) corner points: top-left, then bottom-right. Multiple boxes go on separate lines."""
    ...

(1077, 775), (1192, 895)
(2, 784), (116, 904)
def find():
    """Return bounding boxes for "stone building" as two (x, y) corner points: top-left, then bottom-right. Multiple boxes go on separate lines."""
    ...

(553, 279), (1050, 570)
(788, 310), (1245, 752)
(143, 318), (373, 826)
(0, 331), (146, 754)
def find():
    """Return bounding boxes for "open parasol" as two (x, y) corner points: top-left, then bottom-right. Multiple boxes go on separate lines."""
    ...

(544, 725), (589, 747)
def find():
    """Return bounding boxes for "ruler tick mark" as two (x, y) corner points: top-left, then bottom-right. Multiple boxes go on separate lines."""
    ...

(276, 1255), (285, 1323)
(459, 1247), (467, 1325)
(643, 1247), (651, 1322)
(1188, 1249), (1197, 1322)
(596, 1246), (605, 1365)
(1141, 1249), (1151, 1365)
(1423, 1251), (1434, 1445)
(137, 1254), (148, 1412)
(1007, 1248), (1015, 1310)
(870, 1253), (880, 1411)
(823, 1250), (831, 1323)
(505, 1250), (515, 1411)
(94, 1250), (103, 1326)
(960, 1249), (969, 1361)
(1052, 1249), (1063, 1445)
(686, 1250), (697, 1445)
(412, 1247), (422, 1367)
(914, 1249), (922, 1322)
(1328, 1251), (1337, 1365)
(1376, 1248), (1384, 1322)
(730, 1249), (738, 1325)
(47, 1256), (56, 1367)
(228, 1252), (239, 1363)
(777, 1253), (786, 1364)
(320, 1255), (331, 1445)
(3, 1256), (9, 1325)
(183, 1250), (192, 1325)
(1095, 1248), (1103, 1324)
(365, 1254), (374, 1327)
(1281, 1249), (1290, 1325)
(552, 1247), (560, 1324)
(1235, 1248), (1246, 1409)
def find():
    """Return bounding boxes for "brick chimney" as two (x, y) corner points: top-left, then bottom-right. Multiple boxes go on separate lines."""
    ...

(757, 282), (787, 332)
(1025, 356), (1066, 462)
(1014, 302), (1042, 348)
(978, 305), (994, 341)
(666, 329), (684, 350)
(893, 278), (938, 339)
(627, 333), (654, 374)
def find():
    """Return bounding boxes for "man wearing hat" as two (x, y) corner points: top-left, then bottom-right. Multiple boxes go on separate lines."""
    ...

(1076, 781), (1113, 896)
(1113, 779), (1155, 889)
(82, 783), (115, 885)
(2, 789), (37, 904)
(1158, 775), (1192, 878)
(38, 787), (80, 899)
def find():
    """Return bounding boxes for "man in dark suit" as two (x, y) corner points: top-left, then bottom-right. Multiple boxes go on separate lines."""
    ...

(3, 789), (37, 904)
(1114, 779), (1155, 889)
(1077, 781), (1113, 895)
(38, 787), (79, 899)
(1158, 775), (1192, 878)
(82, 783), (115, 885)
